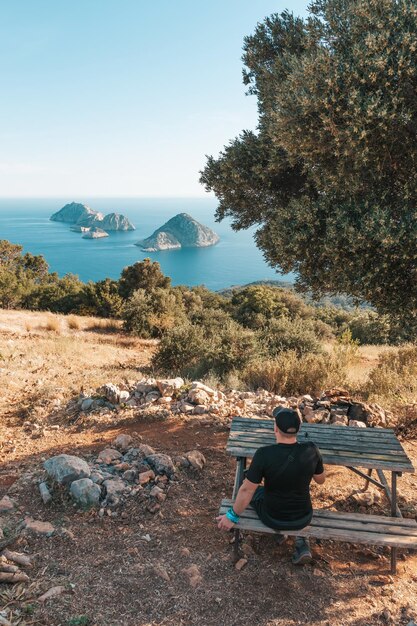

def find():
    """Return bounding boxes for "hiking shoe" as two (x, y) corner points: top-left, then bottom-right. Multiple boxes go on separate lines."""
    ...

(291, 538), (312, 565)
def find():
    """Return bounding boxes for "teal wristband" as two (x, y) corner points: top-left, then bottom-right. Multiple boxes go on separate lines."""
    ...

(226, 507), (240, 523)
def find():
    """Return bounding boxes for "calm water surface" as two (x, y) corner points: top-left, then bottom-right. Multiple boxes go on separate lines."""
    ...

(0, 197), (293, 290)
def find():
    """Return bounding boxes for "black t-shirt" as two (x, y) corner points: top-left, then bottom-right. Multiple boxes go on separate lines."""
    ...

(246, 442), (324, 526)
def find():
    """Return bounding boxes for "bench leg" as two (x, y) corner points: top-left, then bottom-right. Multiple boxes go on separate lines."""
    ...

(363, 469), (373, 491)
(391, 472), (398, 575)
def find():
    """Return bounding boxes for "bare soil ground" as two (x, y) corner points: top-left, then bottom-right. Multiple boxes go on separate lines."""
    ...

(1, 310), (416, 626)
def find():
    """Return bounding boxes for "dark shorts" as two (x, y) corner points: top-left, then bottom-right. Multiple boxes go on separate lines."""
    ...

(250, 486), (313, 531)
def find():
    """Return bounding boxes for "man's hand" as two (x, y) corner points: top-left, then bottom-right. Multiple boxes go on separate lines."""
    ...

(216, 514), (235, 531)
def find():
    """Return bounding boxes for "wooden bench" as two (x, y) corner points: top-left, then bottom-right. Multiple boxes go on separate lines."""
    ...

(219, 498), (417, 572)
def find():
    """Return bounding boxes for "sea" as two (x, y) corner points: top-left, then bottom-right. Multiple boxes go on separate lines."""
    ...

(0, 197), (294, 291)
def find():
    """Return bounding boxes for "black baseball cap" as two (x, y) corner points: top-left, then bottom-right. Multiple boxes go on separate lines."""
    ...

(272, 407), (301, 434)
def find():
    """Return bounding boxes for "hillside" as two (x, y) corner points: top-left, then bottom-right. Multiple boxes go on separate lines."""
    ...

(0, 310), (416, 626)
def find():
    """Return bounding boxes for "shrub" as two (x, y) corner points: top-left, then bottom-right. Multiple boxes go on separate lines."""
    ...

(243, 350), (348, 396)
(80, 279), (124, 318)
(259, 317), (322, 357)
(230, 285), (314, 329)
(152, 317), (260, 379)
(365, 344), (417, 405)
(123, 288), (186, 338)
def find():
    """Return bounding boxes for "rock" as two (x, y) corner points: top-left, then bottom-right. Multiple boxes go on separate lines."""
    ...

(156, 377), (184, 396)
(138, 470), (155, 485)
(145, 454), (175, 478)
(188, 388), (211, 405)
(44, 454), (90, 485)
(113, 434), (133, 451)
(157, 396), (172, 405)
(136, 379), (157, 393)
(150, 486), (166, 502)
(179, 402), (195, 414)
(90, 471), (105, 484)
(304, 409), (329, 424)
(97, 448), (123, 464)
(24, 518), (55, 536)
(348, 420), (367, 428)
(235, 558), (248, 571)
(352, 491), (381, 506)
(39, 482), (52, 504)
(147, 502), (161, 514)
(38, 585), (66, 602)
(301, 394), (314, 403)
(103, 477), (128, 504)
(99, 383), (121, 404)
(193, 405), (207, 415)
(145, 391), (161, 403)
(180, 547), (191, 557)
(190, 381), (217, 397)
(182, 564), (202, 587)
(322, 388), (350, 399)
(122, 469), (137, 482)
(152, 564), (170, 582)
(119, 390), (130, 403)
(330, 414), (348, 426)
(137, 213), (219, 251)
(0, 496), (15, 513)
(185, 450), (206, 471)
(81, 398), (94, 412)
(82, 226), (109, 239)
(70, 478), (101, 508)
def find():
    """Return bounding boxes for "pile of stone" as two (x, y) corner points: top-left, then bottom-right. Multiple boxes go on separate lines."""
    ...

(72, 378), (390, 428)
(298, 388), (390, 428)
(41, 434), (205, 512)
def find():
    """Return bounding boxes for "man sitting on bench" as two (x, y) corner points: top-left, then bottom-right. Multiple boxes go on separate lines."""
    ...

(217, 407), (326, 564)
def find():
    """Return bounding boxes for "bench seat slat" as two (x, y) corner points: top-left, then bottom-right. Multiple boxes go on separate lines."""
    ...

(219, 500), (417, 549)
(228, 432), (404, 450)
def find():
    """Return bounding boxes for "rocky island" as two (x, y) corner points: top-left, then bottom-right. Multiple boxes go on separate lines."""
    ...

(50, 202), (135, 232)
(136, 213), (219, 251)
(82, 227), (109, 239)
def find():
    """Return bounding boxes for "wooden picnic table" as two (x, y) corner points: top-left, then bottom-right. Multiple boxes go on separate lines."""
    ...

(226, 416), (415, 572)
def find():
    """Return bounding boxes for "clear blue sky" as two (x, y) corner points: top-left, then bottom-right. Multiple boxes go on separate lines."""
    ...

(0, 0), (309, 197)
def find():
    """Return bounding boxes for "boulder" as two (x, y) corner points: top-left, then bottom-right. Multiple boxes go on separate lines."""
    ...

(188, 388), (211, 405)
(185, 450), (206, 471)
(349, 420), (367, 428)
(0, 496), (15, 513)
(145, 391), (161, 403)
(44, 455), (90, 485)
(24, 518), (55, 536)
(103, 477), (128, 503)
(156, 377), (184, 396)
(136, 379), (157, 394)
(138, 470), (155, 485)
(119, 390), (130, 403)
(145, 453), (175, 478)
(81, 398), (94, 412)
(190, 381), (216, 397)
(112, 434), (133, 451)
(97, 448), (123, 465)
(99, 383), (121, 404)
(150, 486), (166, 502)
(70, 478), (101, 508)
(123, 444), (155, 463)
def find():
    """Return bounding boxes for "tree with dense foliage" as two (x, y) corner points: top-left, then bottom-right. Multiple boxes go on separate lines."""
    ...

(118, 258), (170, 299)
(200, 0), (417, 328)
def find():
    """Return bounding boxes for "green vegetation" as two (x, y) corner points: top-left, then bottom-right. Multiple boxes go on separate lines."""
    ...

(1, 239), (415, 398)
(200, 0), (417, 332)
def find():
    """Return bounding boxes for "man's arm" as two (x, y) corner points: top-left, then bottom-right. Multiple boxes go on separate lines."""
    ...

(216, 479), (259, 531)
(313, 471), (326, 484)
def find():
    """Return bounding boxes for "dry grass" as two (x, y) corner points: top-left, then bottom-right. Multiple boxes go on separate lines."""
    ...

(67, 314), (81, 330)
(0, 309), (155, 428)
(44, 314), (61, 333)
